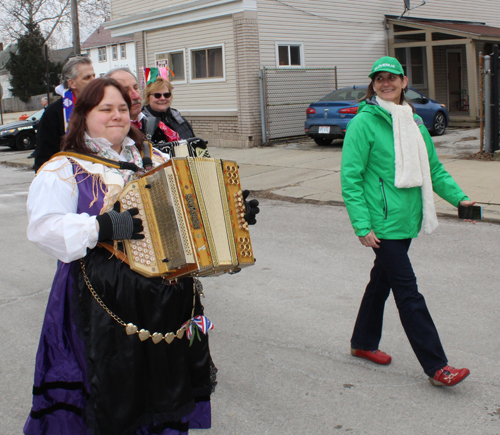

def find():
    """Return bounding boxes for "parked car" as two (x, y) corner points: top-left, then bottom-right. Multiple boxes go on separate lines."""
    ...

(305, 86), (449, 145)
(0, 109), (44, 150)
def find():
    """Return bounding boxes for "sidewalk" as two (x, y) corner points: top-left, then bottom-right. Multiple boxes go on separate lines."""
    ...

(2, 127), (499, 221)
(0, 109), (39, 125)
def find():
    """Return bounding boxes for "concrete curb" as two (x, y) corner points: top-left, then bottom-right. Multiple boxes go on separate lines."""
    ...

(3, 132), (500, 223)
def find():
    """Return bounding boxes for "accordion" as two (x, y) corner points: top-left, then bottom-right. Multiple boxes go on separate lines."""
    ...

(118, 157), (255, 280)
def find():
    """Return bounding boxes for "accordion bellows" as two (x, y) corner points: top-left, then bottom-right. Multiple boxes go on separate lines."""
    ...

(119, 157), (255, 279)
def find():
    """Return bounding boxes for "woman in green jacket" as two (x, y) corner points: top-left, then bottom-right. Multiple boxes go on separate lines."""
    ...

(341, 56), (473, 387)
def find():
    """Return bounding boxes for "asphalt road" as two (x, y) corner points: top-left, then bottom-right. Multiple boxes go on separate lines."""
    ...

(1, 163), (499, 435)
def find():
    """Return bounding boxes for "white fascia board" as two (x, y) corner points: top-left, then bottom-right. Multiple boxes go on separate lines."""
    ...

(105, 0), (256, 36)
(82, 41), (134, 50)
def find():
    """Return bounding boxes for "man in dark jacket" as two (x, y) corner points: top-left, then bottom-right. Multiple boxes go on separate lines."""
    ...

(34, 57), (95, 171)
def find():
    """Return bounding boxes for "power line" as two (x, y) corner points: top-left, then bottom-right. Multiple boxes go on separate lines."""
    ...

(270, 0), (374, 25)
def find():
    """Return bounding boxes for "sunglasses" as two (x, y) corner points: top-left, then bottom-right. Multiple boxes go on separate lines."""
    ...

(152, 92), (171, 99)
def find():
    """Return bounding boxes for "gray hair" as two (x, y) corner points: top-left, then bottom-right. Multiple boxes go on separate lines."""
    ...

(41, 97), (48, 102)
(62, 56), (92, 88)
(104, 67), (138, 83)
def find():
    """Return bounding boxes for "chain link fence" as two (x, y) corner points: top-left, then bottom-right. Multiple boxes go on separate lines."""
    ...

(259, 67), (337, 143)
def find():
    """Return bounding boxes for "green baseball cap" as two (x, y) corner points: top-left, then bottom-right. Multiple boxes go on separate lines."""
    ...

(369, 56), (405, 79)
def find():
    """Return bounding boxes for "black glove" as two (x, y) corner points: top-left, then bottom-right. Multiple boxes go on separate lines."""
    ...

(96, 202), (144, 242)
(243, 190), (260, 225)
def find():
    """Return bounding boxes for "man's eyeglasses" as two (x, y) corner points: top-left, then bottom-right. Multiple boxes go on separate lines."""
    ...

(152, 92), (171, 99)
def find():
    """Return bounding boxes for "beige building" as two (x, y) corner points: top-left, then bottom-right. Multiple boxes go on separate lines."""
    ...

(105, 0), (500, 147)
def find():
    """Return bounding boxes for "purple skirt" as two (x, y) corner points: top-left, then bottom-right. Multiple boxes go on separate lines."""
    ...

(24, 247), (216, 435)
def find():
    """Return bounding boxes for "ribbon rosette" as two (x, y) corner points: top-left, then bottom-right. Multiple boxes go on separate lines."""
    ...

(182, 315), (214, 346)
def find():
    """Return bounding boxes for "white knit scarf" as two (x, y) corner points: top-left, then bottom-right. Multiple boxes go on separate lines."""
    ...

(375, 96), (439, 234)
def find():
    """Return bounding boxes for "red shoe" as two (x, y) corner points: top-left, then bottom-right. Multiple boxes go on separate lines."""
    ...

(351, 348), (392, 365)
(429, 366), (470, 387)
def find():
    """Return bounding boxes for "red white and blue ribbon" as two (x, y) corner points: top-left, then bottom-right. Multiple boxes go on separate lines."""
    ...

(62, 88), (75, 132)
(182, 315), (214, 340)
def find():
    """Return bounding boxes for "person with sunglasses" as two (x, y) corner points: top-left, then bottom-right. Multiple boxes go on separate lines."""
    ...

(142, 77), (195, 144)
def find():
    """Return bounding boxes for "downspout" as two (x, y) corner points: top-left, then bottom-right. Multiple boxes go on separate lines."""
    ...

(259, 68), (267, 145)
(384, 17), (390, 56)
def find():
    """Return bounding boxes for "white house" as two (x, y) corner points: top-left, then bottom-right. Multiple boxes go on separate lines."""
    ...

(103, 0), (500, 147)
(0, 43), (18, 99)
(81, 24), (137, 77)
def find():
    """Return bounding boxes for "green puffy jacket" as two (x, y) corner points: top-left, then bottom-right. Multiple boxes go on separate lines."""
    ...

(341, 99), (469, 239)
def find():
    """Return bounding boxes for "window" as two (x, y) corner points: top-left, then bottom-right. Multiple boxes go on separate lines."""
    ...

(98, 47), (106, 62)
(120, 43), (126, 59)
(395, 47), (426, 87)
(276, 43), (303, 67)
(155, 50), (185, 82)
(190, 46), (224, 81)
(112, 45), (118, 61)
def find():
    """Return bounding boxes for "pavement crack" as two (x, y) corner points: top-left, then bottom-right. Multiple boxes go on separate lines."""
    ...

(250, 190), (345, 206)
(0, 288), (50, 307)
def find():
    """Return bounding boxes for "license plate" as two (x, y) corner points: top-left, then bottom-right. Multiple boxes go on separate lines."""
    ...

(318, 126), (330, 134)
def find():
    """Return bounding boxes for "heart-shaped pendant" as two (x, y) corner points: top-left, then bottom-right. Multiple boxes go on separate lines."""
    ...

(138, 329), (150, 341)
(151, 332), (163, 344)
(126, 323), (138, 335)
(165, 332), (175, 344)
(176, 328), (185, 339)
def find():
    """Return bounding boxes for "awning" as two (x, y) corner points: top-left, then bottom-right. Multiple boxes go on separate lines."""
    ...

(385, 15), (500, 41)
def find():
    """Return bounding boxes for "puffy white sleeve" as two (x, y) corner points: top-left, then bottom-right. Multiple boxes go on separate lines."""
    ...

(27, 158), (99, 263)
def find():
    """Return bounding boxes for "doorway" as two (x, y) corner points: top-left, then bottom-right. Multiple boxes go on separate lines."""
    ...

(447, 51), (463, 112)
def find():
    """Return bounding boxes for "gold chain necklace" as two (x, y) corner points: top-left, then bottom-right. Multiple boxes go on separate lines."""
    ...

(80, 259), (196, 344)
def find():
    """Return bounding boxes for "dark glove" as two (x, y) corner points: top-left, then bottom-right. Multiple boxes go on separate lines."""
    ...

(243, 190), (260, 225)
(96, 201), (144, 241)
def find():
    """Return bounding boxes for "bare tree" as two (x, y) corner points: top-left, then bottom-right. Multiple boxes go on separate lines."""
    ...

(0, 0), (109, 48)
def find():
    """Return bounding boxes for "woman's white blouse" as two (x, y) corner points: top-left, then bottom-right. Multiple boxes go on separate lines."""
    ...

(27, 158), (99, 263)
(27, 137), (170, 263)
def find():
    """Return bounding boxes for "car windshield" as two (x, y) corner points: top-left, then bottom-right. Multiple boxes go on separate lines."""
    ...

(320, 88), (367, 102)
(26, 109), (45, 121)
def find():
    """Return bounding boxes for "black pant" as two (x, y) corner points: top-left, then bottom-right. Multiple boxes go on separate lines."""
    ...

(350, 239), (447, 377)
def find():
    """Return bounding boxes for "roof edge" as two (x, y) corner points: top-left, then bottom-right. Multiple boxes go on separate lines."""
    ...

(385, 15), (485, 26)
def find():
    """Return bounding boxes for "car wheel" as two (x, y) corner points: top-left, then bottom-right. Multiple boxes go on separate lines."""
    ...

(16, 132), (35, 150)
(313, 137), (333, 146)
(431, 112), (446, 136)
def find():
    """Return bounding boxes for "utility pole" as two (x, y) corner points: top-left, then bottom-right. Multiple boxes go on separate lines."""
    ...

(71, 0), (81, 55)
(44, 44), (50, 104)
